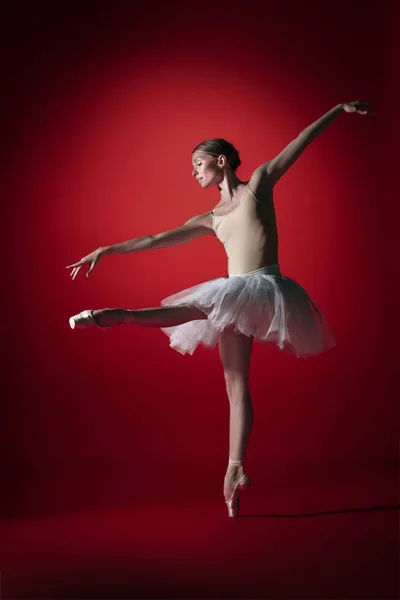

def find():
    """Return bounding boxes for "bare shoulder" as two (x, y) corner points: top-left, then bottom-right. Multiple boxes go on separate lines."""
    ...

(183, 210), (215, 236)
(247, 164), (274, 203)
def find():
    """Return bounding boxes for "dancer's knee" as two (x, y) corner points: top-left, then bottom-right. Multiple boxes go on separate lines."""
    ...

(184, 303), (209, 320)
(225, 378), (251, 404)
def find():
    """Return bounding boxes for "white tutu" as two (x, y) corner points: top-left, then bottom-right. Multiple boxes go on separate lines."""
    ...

(160, 264), (336, 358)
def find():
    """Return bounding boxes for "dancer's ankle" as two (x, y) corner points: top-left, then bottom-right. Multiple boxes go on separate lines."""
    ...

(92, 308), (126, 327)
(228, 458), (243, 468)
(91, 310), (103, 326)
(226, 458), (244, 479)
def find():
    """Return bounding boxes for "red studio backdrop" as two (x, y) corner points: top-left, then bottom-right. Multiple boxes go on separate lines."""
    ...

(2, 2), (398, 598)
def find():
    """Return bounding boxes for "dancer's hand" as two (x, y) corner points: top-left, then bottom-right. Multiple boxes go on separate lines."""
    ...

(342, 100), (375, 115)
(66, 247), (105, 280)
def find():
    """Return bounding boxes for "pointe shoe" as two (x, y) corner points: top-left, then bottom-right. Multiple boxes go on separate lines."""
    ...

(69, 310), (108, 330)
(224, 473), (251, 518)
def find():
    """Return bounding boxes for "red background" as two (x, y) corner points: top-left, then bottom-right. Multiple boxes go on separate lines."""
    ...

(2, 1), (398, 598)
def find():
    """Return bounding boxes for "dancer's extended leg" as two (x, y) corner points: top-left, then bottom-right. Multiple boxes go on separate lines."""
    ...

(90, 304), (208, 328)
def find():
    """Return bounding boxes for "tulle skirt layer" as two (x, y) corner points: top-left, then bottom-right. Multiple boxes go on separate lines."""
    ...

(160, 264), (336, 358)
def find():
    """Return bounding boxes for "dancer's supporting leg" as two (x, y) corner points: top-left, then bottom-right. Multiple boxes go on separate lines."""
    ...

(218, 326), (254, 500)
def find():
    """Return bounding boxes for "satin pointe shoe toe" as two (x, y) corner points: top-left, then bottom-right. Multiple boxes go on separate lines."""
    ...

(225, 473), (250, 518)
(69, 310), (108, 330)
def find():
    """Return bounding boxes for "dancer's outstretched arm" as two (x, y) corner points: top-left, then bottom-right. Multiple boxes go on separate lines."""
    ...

(66, 211), (213, 280)
(104, 211), (213, 254)
(261, 100), (375, 186)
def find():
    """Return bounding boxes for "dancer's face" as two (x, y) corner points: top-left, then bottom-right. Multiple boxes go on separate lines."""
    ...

(192, 152), (225, 188)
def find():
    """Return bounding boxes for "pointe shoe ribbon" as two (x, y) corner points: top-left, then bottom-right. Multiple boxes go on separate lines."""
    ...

(225, 473), (250, 518)
(69, 310), (108, 330)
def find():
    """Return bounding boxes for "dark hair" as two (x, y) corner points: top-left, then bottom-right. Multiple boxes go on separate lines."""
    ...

(192, 138), (241, 171)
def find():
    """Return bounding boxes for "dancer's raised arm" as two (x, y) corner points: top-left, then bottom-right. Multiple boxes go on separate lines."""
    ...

(261, 100), (374, 186)
(66, 211), (213, 280)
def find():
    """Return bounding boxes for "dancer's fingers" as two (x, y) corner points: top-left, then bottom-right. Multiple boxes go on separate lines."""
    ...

(86, 259), (98, 277)
(86, 262), (94, 277)
(66, 260), (83, 269)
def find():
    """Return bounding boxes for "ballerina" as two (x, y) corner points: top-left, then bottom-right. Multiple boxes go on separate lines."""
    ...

(67, 100), (375, 517)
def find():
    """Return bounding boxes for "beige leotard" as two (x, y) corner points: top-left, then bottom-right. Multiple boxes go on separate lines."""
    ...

(210, 185), (279, 276)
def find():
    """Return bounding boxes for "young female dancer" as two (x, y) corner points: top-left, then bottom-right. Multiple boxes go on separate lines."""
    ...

(67, 100), (374, 517)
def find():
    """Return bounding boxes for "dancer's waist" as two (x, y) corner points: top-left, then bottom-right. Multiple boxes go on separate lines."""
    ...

(228, 264), (281, 277)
